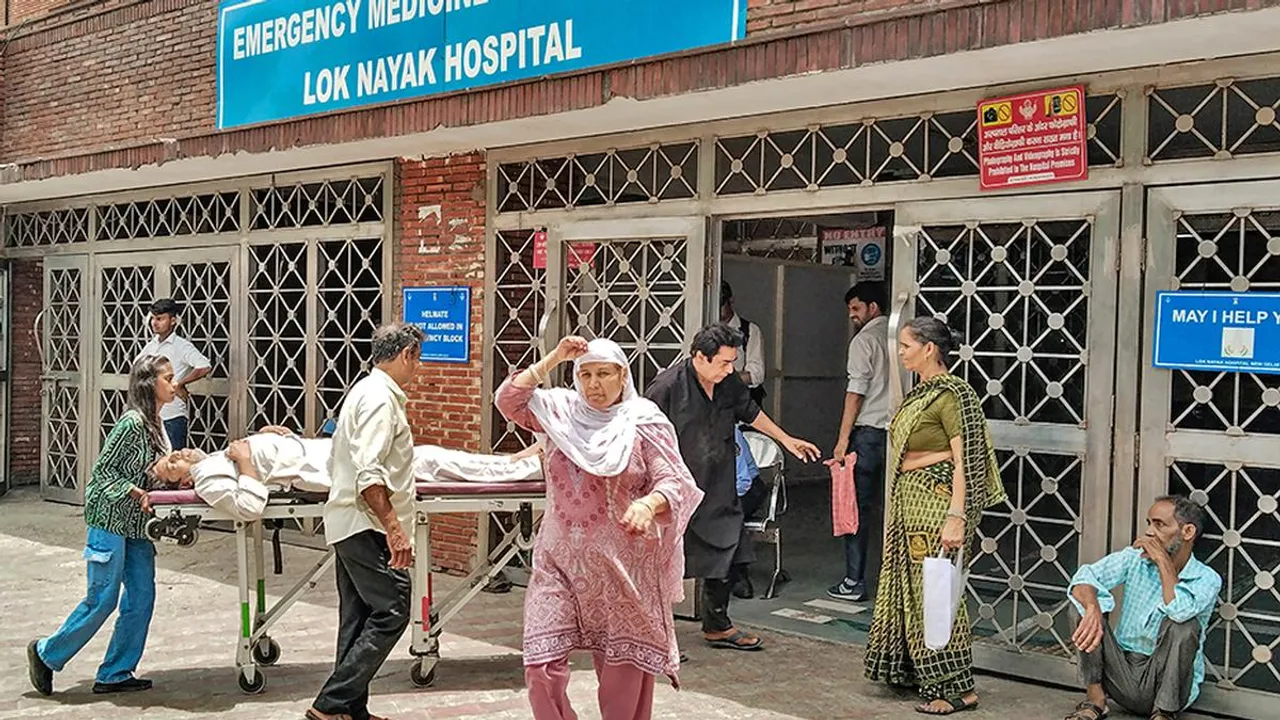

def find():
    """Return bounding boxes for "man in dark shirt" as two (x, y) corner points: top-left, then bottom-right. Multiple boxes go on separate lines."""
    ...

(646, 323), (820, 650)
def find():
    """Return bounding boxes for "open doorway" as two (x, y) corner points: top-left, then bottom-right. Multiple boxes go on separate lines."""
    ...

(716, 209), (893, 645)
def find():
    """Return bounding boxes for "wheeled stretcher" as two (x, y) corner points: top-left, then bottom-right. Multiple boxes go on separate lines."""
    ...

(146, 479), (545, 694)
(407, 480), (545, 688)
(146, 489), (333, 694)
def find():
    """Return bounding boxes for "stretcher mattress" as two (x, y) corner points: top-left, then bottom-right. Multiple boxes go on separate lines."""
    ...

(149, 481), (548, 507)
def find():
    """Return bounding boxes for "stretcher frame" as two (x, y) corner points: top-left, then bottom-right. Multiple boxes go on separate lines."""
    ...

(407, 484), (545, 687)
(148, 481), (547, 694)
(145, 496), (334, 694)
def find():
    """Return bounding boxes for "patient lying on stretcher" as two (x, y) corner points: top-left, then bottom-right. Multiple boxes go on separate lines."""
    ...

(149, 427), (543, 522)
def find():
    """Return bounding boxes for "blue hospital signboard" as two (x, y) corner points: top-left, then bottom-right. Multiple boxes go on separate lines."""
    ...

(404, 286), (470, 363)
(1153, 292), (1280, 375)
(216, 0), (748, 129)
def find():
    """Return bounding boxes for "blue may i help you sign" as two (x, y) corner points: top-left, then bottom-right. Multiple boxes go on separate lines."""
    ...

(1154, 292), (1280, 375)
(217, 0), (748, 129)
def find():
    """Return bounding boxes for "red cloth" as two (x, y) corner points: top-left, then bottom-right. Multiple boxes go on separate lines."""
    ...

(829, 456), (859, 536)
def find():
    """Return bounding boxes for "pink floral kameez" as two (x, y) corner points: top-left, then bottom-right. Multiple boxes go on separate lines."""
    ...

(495, 379), (703, 685)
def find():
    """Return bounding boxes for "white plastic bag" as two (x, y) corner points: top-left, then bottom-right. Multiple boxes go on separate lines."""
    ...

(923, 545), (966, 651)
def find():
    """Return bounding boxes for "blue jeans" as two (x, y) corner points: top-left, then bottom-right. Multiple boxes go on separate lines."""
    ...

(37, 527), (157, 684)
(842, 427), (886, 586)
(163, 416), (188, 451)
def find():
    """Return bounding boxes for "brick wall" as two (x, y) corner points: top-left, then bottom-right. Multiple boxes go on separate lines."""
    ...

(5, 0), (1275, 179)
(6, 0), (72, 24)
(6, 259), (41, 486)
(396, 152), (487, 574)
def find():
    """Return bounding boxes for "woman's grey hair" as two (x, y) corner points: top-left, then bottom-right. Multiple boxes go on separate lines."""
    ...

(906, 316), (962, 358)
(129, 354), (173, 457)
(370, 322), (426, 365)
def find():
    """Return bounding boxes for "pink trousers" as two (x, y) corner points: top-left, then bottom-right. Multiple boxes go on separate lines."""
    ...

(526, 654), (656, 720)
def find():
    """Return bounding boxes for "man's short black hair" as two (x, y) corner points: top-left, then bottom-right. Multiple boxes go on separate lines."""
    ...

(150, 298), (181, 316)
(1155, 494), (1207, 544)
(690, 322), (743, 359)
(844, 282), (888, 312)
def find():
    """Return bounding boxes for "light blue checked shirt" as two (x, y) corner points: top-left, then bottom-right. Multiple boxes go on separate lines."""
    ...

(1068, 547), (1222, 706)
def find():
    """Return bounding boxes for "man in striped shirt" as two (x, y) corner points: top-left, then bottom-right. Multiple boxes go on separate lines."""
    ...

(1065, 495), (1222, 720)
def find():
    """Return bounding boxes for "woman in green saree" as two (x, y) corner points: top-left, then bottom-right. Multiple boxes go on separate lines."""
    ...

(864, 317), (1007, 715)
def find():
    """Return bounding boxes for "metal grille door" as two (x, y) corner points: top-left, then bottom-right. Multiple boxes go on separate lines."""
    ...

(40, 256), (90, 503)
(544, 218), (706, 392)
(892, 192), (1121, 682)
(1141, 182), (1280, 718)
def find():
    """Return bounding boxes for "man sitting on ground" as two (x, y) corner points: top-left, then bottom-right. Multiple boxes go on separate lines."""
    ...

(1064, 495), (1222, 720)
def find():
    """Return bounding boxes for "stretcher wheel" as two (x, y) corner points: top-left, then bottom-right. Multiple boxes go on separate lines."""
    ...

(176, 526), (199, 547)
(237, 670), (266, 694)
(409, 660), (437, 688)
(252, 638), (281, 666)
(144, 517), (165, 543)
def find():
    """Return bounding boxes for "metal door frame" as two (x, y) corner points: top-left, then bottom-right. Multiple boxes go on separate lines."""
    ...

(0, 262), (8, 495)
(1138, 180), (1280, 719)
(541, 216), (708, 377)
(890, 190), (1123, 683)
(89, 247), (243, 458)
(39, 254), (91, 504)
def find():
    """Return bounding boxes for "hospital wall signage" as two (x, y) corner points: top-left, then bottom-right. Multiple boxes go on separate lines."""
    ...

(977, 85), (1088, 190)
(1153, 291), (1280, 375)
(403, 285), (471, 364)
(216, 0), (749, 129)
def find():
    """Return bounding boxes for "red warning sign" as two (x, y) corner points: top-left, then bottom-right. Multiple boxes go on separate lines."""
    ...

(977, 85), (1088, 191)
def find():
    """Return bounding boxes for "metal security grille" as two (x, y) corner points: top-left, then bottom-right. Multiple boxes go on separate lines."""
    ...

(1147, 77), (1280, 161)
(713, 95), (1122, 195)
(99, 266), (155, 375)
(914, 219), (1093, 425)
(251, 177), (385, 229)
(496, 142), (699, 213)
(489, 230), (547, 453)
(895, 194), (1120, 679)
(172, 261), (234, 451)
(4, 208), (91, 248)
(561, 237), (691, 389)
(1145, 185), (1280, 704)
(41, 260), (88, 503)
(247, 243), (309, 433)
(96, 193), (240, 241)
(721, 218), (820, 262)
(316, 238), (384, 428)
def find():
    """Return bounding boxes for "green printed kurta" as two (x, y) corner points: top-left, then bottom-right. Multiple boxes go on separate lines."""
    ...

(863, 373), (1007, 701)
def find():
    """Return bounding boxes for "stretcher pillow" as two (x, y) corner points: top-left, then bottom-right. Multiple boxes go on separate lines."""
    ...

(413, 445), (542, 484)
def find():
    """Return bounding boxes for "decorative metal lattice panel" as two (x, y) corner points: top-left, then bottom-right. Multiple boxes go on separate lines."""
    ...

(915, 219), (1093, 425)
(99, 389), (129, 447)
(99, 266), (156, 374)
(316, 238), (383, 429)
(47, 268), (84, 373)
(1147, 77), (1280, 162)
(497, 142), (699, 213)
(46, 384), (81, 493)
(969, 449), (1082, 659)
(251, 177), (385, 230)
(561, 238), (689, 390)
(1169, 461), (1280, 695)
(3, 208), (91, 248)
(491, 230), (547, 453)
(714, 95), (1122, 195)
(248, 243), (308, 433)
(1168, 210), (1280, 435)
(95, 193), (240, 241)
(171, 261), (234, 452)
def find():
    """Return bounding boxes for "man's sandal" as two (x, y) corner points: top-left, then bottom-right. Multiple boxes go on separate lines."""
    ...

(1064, 701), (1109, 720)
(1150, 712), (1176, 720)
(704, 629), (764, 651)
(914, 696), (978, 715)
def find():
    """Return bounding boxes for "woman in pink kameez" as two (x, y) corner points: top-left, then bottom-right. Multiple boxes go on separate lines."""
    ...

(496, 336), (704, 720)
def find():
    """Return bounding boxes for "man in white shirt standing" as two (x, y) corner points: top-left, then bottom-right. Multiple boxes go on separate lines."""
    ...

(829, 282), (891, 602)
(138, 298), (211, 451)
(720, 281), (767, 408)
(308, 322), (423, 720)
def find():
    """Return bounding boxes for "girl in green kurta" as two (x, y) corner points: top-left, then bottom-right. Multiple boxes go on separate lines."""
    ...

(28, 355), (176, 697)
(864, 317), (1007, 715)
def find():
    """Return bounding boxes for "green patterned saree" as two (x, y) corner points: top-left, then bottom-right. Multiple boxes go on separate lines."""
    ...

(863, 373), (1007, 701)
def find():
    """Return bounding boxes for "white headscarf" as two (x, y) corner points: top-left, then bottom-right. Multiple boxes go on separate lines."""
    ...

(526, 339), (672, 477)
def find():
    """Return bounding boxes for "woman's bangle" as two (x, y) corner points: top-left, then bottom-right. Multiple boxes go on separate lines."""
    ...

(529, 362), (546, 385)
(946, 510), (965, 521)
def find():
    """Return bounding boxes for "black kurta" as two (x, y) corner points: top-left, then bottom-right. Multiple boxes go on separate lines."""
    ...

(645, 359), (760, 579)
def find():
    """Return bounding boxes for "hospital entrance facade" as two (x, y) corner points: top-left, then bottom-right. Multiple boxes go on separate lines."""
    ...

(3, 3), (1280, 719)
